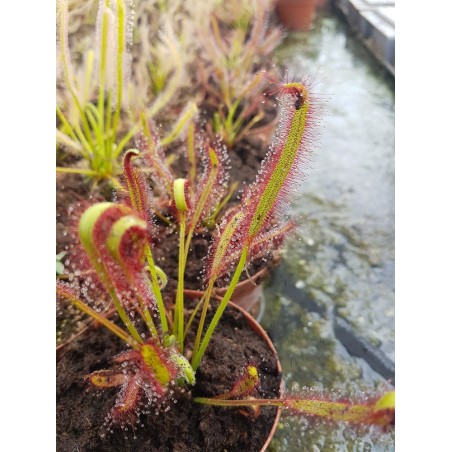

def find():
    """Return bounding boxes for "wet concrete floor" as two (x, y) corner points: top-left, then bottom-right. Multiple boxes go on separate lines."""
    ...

(263, 8), (395, 451)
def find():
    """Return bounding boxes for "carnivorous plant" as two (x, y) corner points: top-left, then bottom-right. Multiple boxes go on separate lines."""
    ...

(57, 80), (395, 433)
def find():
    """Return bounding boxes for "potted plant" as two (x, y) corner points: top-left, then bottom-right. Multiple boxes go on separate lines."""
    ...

(56, 0), (196, 186)
(57, 78), (394, 449)
(56, 0), (284, 292)
(196, 2), (283, 149)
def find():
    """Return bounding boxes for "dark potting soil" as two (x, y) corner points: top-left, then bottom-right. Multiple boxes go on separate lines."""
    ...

(57, 301), (282, 451)
(152, 218), (279, 294)
(56, 173), (111, 255)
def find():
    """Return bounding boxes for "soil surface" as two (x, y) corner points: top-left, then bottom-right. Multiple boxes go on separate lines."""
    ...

(57, 301), (282, 451)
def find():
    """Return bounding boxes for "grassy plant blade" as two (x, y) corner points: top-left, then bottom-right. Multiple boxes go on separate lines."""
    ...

(160, 102), (198, 147)
(191, 246), (248, 370)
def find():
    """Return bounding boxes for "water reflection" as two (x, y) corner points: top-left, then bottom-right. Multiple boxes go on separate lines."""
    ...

(263, 9), (395, 451)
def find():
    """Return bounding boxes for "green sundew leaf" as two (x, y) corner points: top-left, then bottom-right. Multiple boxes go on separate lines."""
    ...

(208, 211), (244, 280)
(173, 179), (189, 212)
(170, 353), (196, 386)
(374, 391), (395, 410)
(248, 88), (309, 239)
(141, 344), (171, 386)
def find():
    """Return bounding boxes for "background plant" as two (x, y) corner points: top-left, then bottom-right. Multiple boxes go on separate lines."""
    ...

(197, 0), (283, 147)
(56, 0), (196, 184)
(56, 0), (286, 189)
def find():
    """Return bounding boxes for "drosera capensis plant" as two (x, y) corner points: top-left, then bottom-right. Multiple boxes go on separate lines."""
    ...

(56, 0), (133, 184)
(56, 0), (191, 185)
(198, 0), (283, 147)
(190, 80), (316, 369)
(57, 79), (395, 436)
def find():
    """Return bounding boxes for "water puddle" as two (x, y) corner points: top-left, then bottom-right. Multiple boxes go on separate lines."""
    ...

(264, 8), (395, 450)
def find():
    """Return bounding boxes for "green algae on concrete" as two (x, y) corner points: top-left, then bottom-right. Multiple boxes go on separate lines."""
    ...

(263, 7), (394, 451)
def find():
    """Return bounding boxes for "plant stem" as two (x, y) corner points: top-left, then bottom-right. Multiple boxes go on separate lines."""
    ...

(144, 244), (169, 334)
(191, 246), (248, 370)
(174, 212), (186, 349)
(134, 293), (159, 340)
(107, 287), (144, 345)
(97, 2), (109, 154)
(183, 293), (206, 340)
(56, 167), (98, 176)
(187, 122), (196, 184)
(111, 0), (125, 147)
(191, 279), (214, 359)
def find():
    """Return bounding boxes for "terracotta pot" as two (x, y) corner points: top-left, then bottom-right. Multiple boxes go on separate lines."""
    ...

(217, 266), (270, 313)
(184, 252), (281, 317)
(229, 300), (283, 451)
(275, 0), (318, 31)
(57, 298), (283, 450)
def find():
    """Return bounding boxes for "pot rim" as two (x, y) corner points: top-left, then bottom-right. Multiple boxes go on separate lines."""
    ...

(57, 298), (283, 450)
(228, 300), (283, 452)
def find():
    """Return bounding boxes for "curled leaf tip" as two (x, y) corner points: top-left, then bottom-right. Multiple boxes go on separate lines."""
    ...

(173, 178), (190, 212)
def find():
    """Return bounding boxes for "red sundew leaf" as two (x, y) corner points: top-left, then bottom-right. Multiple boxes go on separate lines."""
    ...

(107, 215), (148, 273)
(284, 390), (395, 430)
(111, 375), (141, 423)
(204, 207), (248, 282)
(135, 120), (175, 199)
(77, 203), (157, 321)
(138, 341), (178, 390)
(240, 81), (318, 243)
(88, 370), (127, 388)
(211, 218), (295, 281)
(105, 214), (158, 314)
(187, 142), (230, 230)
(121, 149), (155, 235)
(216, 365), (260, 400)
(113, 349), (137, 364)
(248, 219), (295, 256)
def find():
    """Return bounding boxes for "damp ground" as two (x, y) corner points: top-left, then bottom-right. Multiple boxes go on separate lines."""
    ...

(264, 8), (395, 451)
